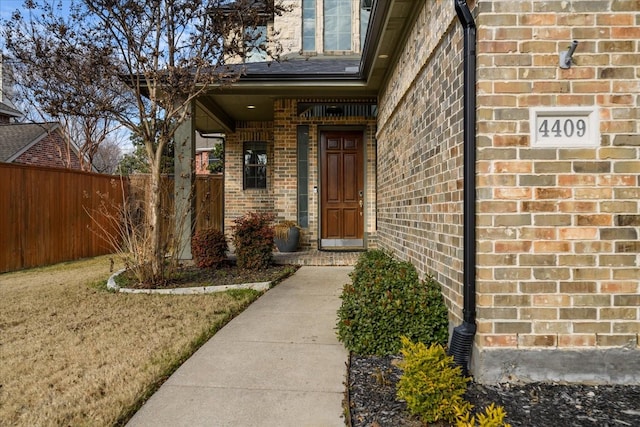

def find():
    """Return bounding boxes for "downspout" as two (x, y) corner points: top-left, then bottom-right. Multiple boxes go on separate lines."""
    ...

(449, 0), (477, 377)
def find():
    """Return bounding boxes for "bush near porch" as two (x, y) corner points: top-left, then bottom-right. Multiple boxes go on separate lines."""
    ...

(231, 212), (275, 270)
(337, 249), (449, 356)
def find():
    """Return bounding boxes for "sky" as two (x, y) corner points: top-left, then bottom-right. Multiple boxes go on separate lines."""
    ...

(0, 1), (135, 152)
(1, 1), (73, 47)
(1, 0), (30, 21)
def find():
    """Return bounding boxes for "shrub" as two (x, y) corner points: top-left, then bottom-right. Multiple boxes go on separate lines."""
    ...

(336, 249), (449, 355)
(191, 228), (228, 269)
(396, 337), (471, 424)
(455, 403), (512, 427)
(232, 212), (274, 270)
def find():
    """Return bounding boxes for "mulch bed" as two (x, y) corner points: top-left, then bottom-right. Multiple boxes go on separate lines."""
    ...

(348, 354), (640, 427)
(115, 260), (297, 289)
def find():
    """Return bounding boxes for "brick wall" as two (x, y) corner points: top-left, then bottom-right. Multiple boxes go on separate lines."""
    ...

(224, 99), (377, 249)
(224, 121), (276, 232)
(474, 0), (640, 358)
(376, 0), (640, 382)
(377, 1), (465, 327)
(196, 151), (220, 175)
(14, 130), (82, 170)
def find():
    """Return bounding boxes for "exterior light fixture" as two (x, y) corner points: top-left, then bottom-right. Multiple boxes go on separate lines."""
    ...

(326, 105), (344, 115)
(560, 40), (578, 69)
(247, 105), (256, 109)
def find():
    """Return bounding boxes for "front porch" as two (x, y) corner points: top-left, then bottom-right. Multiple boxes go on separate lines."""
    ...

(272, 249), (361, 266)
(175, 96), (379, 259)
(170, 56), (386, 260)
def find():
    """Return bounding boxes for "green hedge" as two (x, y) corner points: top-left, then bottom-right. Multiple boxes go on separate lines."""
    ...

(336, 249), (449, 355)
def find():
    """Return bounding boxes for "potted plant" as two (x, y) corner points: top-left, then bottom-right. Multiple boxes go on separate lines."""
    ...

(273, 220), (301, 252)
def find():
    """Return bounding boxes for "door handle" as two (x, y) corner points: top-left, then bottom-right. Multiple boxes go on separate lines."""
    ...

(359, 200), (363, 207)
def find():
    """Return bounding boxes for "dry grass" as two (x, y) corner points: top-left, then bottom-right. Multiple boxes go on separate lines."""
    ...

(0, 255), (263, 426)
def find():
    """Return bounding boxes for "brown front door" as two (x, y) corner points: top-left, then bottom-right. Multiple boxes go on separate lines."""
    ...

(320, 131), (364, 248)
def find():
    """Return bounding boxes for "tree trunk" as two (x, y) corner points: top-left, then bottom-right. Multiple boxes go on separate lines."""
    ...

(148, 161), (163, 282)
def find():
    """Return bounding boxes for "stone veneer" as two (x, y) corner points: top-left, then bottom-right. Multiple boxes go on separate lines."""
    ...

(223, 99), (377, 249)
(262, 0), (367, 57)
(376, 0), (640, 383)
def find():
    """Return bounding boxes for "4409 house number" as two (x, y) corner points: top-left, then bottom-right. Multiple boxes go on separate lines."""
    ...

(530, 107), (599, 148)
(538, 117), (586, 138)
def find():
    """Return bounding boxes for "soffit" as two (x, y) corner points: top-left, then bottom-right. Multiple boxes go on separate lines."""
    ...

(196, 0), (418, 133)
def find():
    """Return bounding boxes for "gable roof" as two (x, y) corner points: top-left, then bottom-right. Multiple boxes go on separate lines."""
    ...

(0, 122), (61, 162)
(0, 101), (22, 119)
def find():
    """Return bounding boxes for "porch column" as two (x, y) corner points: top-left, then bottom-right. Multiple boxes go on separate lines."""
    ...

(174, 102), (195, 260)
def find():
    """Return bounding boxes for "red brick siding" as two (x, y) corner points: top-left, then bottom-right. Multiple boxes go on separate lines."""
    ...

(13, 130), (82, 170)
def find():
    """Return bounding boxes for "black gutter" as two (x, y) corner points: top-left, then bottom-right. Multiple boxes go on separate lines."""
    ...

(449, 0), (477, 377)
(233, 73), (364, 82)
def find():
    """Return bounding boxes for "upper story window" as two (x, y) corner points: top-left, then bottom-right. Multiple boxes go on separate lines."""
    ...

(302, 0), (316, 52)
(244, 25), (268, 63)
(243, 141), (267, 189)
(324, 0), (351, 51)
(360, 5), (370, 50)
(301, 0), (372, 54)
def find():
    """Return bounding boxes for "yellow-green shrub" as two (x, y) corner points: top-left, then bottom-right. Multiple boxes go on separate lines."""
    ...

(396, 336), (471, 424)
(455, 403), (512, 427)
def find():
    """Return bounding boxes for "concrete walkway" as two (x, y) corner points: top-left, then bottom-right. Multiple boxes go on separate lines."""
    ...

(127, 266), (352, 427)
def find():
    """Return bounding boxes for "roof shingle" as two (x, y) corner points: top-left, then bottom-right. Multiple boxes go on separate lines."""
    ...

(0, 122), (59, 162)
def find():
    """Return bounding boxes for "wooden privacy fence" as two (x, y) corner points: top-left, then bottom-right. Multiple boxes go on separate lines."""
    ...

(127, 174), (224, 245)
(0, 164), (223, 274)
(0, 163), (127, 273)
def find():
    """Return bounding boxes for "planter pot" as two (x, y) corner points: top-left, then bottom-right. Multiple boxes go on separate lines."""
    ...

(274, 227), (300, 252)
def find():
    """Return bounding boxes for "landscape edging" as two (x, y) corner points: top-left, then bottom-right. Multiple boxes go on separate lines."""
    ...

(107, 268), (271, 294)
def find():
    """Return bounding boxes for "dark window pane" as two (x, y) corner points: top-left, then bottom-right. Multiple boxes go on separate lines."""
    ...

(360, 7), (370, 49)
(297, 126), (309, 227)
(244, 142), (267, 189)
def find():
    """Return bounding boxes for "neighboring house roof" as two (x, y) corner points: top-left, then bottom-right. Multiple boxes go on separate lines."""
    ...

(0, 122), (61, 162)
(0, 100), (22, 119)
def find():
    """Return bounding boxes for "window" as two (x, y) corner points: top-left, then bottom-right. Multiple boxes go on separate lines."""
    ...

(245, 25), (268, 63)
(297, 126), (309, 227)
(243, 142), (267, 189)
(302, 0), (316, 52)
(360, 5), (370, 50)
(324, 0), (351, 51)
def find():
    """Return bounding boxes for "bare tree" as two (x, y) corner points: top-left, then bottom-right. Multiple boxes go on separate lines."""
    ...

(5, 49), (120, 172)
(92, 139), (123, 175)
(4, 0), (284, 283)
